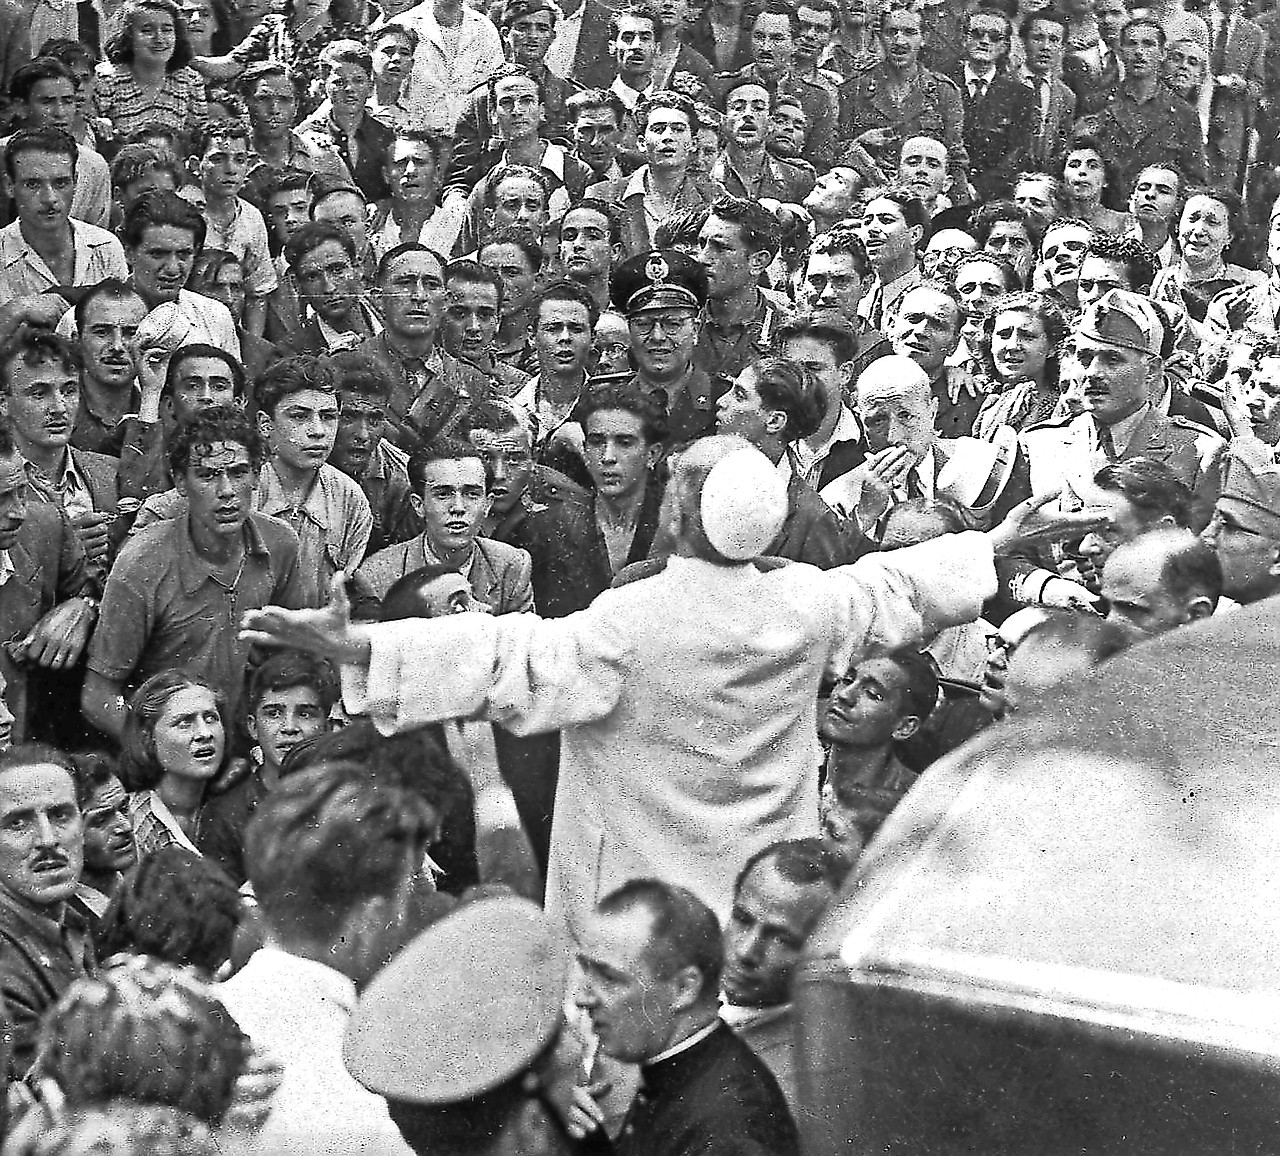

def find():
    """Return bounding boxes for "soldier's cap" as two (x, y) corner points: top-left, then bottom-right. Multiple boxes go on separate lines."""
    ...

(1218, 438), (1280, 540)
(1076, 289), (1165, 357)
(611, 250), (709, 315)
(498, 0), (556, 27)
(343, 896), (567, 1105)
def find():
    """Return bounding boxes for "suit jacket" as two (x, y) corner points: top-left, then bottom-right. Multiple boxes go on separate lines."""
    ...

(490, 467), (611, 617)
(0, 500), (91, 743)
(1093, 82), (1208, 195)
(839, 63), (969, 185)
(1205, 13), (1265, 188)
(564, 0), (620, 90)
(767, 472), (862, 568)
(585, 169), (725, 257)
(1023, 72), (1077, 170)
(1062, 42), (1123, 118)
(1021, 408), (1226, 531)
(352, 534), (534, 614)
(951, 68), (1035, 199)
(613, 1023), (798, 1156)
(724, 1006), (799, 1117)
(711, 151), (815, 204)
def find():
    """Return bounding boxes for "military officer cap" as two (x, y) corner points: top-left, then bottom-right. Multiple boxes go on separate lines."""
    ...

(343, 896), (568, 1105)
(1218, 438), (1280, 540)
(498, 0), (556, 26)
(1077, 289), (1166, 357)
(611, 250), (709, 315)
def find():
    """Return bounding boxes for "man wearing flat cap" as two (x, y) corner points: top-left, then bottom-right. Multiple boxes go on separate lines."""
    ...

(345, 895), (573, 1156)
(597, 249), (731, 447)
(1022, 288), (1226, 531)
(244, 435), (1099, 943)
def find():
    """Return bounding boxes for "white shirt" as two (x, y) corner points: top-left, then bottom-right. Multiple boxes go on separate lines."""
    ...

(0, 218), (127, 303)
(545, 0), (586, 81)
(963, 63), (997, 99)
(611, 75), (656, 112)
(217, 948), (412, 1156)
(399, 1), (505, 131)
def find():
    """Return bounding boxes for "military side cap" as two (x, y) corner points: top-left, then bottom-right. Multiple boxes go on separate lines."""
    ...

(1219, 437), (1280, 539)
(611, 250), (709, 315)
(499, 0), (555, 25)
(1076, 289), (1165, 356)
(344, 896), (567, 1105)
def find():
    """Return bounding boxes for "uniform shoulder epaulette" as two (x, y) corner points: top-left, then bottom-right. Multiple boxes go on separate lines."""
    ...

(1168, 413), (1224, 437)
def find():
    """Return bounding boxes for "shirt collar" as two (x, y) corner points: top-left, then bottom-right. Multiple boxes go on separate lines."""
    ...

(964, 63), (997, 83)
(644, 1019), (720, 1068)
(611, 75), (652, 109)
(622, 164), (650, 200)
(1093, 402), (1151, 456)
(256, 460), (329, 527)
(176, 513), (271, 596)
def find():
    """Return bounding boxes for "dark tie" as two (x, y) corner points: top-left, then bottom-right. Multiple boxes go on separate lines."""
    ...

(907, 469), (924, 499)
(1097, 425), (1117, 461)
(970, 77), (987, 103)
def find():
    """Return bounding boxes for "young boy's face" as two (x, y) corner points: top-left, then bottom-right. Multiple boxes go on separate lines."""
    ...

(199, 133), (251, 201)
(25, 76), (77, 133)
(267, 187), (311, 247)
(250, 684), (328, 771)
(260, 387), (340, 474)
(120, 167), (178, 214)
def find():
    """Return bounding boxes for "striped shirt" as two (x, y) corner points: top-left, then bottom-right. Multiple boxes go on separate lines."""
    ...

(92, 62), (208, 139)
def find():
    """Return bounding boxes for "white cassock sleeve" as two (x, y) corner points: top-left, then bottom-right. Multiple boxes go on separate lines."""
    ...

(823, 530), (998, 675)
(341, 595), (634, 737)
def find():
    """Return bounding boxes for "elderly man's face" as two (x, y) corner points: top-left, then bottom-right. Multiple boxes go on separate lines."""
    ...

(0, 763), (83, 909)
(856, 380), (936, 464)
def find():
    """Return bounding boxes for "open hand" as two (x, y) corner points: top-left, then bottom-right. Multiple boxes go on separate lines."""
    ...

(988, 489), (1112, 554)
(240, 573), (371, 666)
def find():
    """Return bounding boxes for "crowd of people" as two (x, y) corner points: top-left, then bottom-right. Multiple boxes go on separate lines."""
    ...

(0, 0), (1275, 1145)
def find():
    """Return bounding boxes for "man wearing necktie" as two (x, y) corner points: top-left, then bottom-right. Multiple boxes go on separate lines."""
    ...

(950, 8), (1036, 198)
(1021, 289), (1226, 533)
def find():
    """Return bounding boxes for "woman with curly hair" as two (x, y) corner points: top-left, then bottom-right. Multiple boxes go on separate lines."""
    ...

(973, 290), (1070, 438)
(1060, 138), (1134, 235)
(118, 671), (231, 857)
(93, 0), (209, 142)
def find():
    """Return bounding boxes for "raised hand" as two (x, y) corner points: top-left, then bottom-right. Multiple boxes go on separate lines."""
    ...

(240, 574), (371, 666)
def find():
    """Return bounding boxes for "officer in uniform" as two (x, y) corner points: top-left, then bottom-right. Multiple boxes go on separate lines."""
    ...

(1021, 289), (1226, 532)
(839, 4), (969, 191)
(344, 895), (574, 1156)
(594, 250), (730, 448)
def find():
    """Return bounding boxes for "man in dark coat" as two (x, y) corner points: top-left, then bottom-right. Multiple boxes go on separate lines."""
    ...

(574, 879), (799, 1156)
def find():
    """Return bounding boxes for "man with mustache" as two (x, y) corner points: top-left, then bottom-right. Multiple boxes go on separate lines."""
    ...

(710, 81), (814, 204)
(0, 742), (91, 1082)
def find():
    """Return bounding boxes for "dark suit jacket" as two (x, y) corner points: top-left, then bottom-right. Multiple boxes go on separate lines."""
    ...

(816, 436), (867, 492)
(1024, 72), (1077, 170)
(1206, 13), (1265, 188)
(567, 0), (621, 90)
(1062, 43), (1123, 118)
(611, 1023), (798, 1156)
(767, 472), (865, 568)
(491, 467), (611, 617)
(951, 68), (1036, 199)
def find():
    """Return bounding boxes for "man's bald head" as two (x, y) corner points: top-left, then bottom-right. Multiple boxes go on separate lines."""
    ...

(853, 356), (937, 464)
(1101, 528), (1221, 643)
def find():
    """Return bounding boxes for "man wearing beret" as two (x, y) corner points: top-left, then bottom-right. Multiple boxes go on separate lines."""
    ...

(601, 249), (731, 447)
(344, 895), (573, 1156)
(449, 0), (582, 196)
(1021, 289), (1226, 532)
(244, 436), (1099, 943)
(1201, 439), (1280, 605)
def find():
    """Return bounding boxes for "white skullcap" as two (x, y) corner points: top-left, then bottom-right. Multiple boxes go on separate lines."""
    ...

(699, 445), (789, 561)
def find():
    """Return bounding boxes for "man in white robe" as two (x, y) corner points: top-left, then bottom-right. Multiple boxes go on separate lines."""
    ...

(242, 436), (1098, 942)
